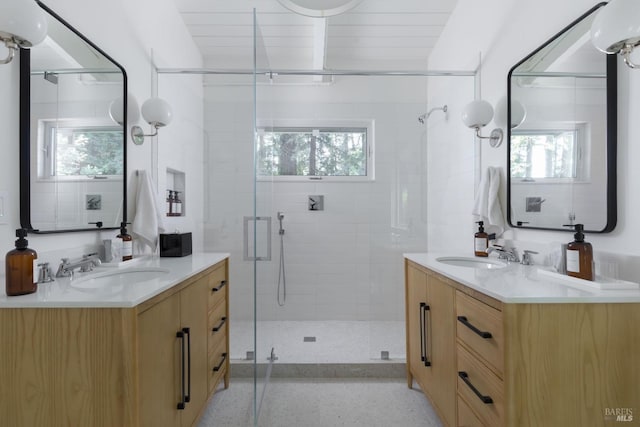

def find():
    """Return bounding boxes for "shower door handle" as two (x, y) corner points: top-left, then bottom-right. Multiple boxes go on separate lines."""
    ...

(243, 216), (272, 261)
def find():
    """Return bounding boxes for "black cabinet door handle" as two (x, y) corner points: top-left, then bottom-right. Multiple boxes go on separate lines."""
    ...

(458, 371), (493, 404)
(419, 302), (426, 364)
(212, 280), (227, 292)
(212, 316), (227, 333)
(184, 327), (191, 403)
(457, 316), (493, 339)
(213, 352), (227, 372)
(422, 303), (431, 367)
(176, 329), (186, 410)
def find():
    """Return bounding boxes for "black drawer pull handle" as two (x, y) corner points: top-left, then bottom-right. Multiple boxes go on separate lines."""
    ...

(212, 280), (227, 292)
(457, 316), (493, 339)
(458, 371), (493, 404)
(212, 316), (227, 332)
(213, 352), (227, 372)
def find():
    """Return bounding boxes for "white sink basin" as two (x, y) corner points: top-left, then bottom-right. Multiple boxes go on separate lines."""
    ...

(436, 256), (506, 270)
(71, 266), (170, 290)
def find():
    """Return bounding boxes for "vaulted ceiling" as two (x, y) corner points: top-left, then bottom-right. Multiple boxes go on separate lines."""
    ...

(172, 0), (459, 71)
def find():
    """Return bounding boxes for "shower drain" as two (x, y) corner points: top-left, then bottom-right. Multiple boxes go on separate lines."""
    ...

(303, 336), (317, 342)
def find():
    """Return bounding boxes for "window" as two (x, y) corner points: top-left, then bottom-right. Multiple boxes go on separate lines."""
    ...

(257, 122), (373, 181)
(40, 120), (124, 179)
(511, 126), (586, 182)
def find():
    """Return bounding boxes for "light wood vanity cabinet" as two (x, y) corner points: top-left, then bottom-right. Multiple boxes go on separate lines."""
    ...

(0, 258), (229, 427)
(405, 259), (640, 427)
(405, 261), (457, 427)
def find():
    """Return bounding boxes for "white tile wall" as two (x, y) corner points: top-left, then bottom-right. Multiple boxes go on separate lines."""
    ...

(203, 76), (441, 322)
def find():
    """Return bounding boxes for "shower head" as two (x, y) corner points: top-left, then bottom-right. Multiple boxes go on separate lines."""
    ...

(277, 212), (284, 220)
(418, 105), (448, 124)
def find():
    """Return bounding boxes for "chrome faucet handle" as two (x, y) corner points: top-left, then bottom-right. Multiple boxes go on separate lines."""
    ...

(56, 258), (72, 278)
(37, 262), (55, 283)
(520, 250), (539, 265)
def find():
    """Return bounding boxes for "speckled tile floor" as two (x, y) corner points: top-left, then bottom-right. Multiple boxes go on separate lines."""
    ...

(198, 379), (443, 427)
(230, 321), (406, 363)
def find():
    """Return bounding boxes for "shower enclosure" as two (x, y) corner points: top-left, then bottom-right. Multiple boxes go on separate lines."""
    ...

(159, 9), (475, 425)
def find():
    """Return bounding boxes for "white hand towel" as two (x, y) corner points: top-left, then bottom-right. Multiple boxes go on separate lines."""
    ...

(132, 170), (165, 251)
(472, 166), (505, 236)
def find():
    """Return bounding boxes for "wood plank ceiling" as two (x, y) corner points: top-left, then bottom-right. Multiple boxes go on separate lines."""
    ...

(173, 0), (459, 71)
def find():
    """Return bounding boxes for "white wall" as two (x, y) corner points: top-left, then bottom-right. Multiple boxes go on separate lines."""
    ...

(201, 76), (440, 321)
(427, 0), (640, 280)
(0, 0), (204, 273)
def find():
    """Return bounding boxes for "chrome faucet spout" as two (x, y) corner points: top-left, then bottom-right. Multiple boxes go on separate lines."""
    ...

(56, 253), (102, 278)
(486, 245), (519, 263)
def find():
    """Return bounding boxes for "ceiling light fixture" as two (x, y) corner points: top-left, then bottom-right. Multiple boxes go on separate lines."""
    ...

(0, 0), (48, 65)
(590, 0), (640, 69)
(276, 0), (363, 17)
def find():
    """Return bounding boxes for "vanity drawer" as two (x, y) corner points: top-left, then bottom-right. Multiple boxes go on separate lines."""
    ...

(458, 394), (485, 427)
(456, 291), (504, 377)
(208, 300), (227, 352)
(457, 344), (504, 427)
(208, 340), (228, 393)
(207, 266), (228, 309)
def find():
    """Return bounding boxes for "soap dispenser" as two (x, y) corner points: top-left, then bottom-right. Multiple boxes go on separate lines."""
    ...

(564, 223), (593, 281)
(474, 221), (489, 257)
(5, 229), (38, 296)
(117, 222), (133, 261)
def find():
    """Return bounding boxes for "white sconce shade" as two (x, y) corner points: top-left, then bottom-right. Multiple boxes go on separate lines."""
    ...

(141, 97), (172, 128)
(494, 97), (526, 129)
(109, 94), (140, 126)
(591, 0), (640, 69)
(462, 100), (503, 148)
(462, 100), (494, 129)
(130, 97), (173, 145)
(0, 0), (48, 64)
(277, 0), (363, 17)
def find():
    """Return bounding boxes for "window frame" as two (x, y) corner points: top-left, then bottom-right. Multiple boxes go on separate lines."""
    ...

(256, 119), (375, 182)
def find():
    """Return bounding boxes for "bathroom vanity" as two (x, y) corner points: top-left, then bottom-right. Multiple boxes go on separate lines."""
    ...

(405, 253), (640, 427)
(0, 253), (229, 427)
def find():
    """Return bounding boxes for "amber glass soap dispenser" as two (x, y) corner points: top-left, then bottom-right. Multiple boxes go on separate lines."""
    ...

(5, 229), (38, 296)
(565, 223), (593, 281)
(474, 221), (489, 257)
(117, 222), (133, 261)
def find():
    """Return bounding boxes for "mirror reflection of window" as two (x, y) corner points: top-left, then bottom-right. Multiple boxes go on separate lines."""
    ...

(39, 120), (124, 179)
(511, 126), (587, 181)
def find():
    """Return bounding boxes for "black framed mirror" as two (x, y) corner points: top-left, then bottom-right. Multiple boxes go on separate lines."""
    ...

(507, 3), (616, 233)
(20, 0), (127, 234)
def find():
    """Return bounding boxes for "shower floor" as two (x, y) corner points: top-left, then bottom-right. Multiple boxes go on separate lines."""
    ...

(230, 320), (405, 364)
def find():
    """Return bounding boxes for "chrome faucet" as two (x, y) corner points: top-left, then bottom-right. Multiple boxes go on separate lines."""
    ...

(486, 245), (520, 263)
(520, 250), (539, 265)
(56, 253), (102, 278)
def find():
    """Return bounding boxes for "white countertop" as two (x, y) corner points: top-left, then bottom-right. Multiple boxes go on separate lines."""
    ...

(0, 252), (229, 308)
(405, 253), (640, 303)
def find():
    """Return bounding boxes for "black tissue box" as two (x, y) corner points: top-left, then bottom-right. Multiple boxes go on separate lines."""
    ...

(160, 233), (192, 257)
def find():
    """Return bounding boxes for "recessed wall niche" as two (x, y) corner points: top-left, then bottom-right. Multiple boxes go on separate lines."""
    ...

(166, 168), (185, 217)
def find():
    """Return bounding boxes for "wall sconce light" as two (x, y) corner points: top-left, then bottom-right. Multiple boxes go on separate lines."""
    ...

(462, 100), (503, 148)
(109, 94), (141, 126)
(130, 97), (173, 145)
(494, 96), (527, 129)
(591, 0), (640, 69)
(0, 0), (48, 64)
